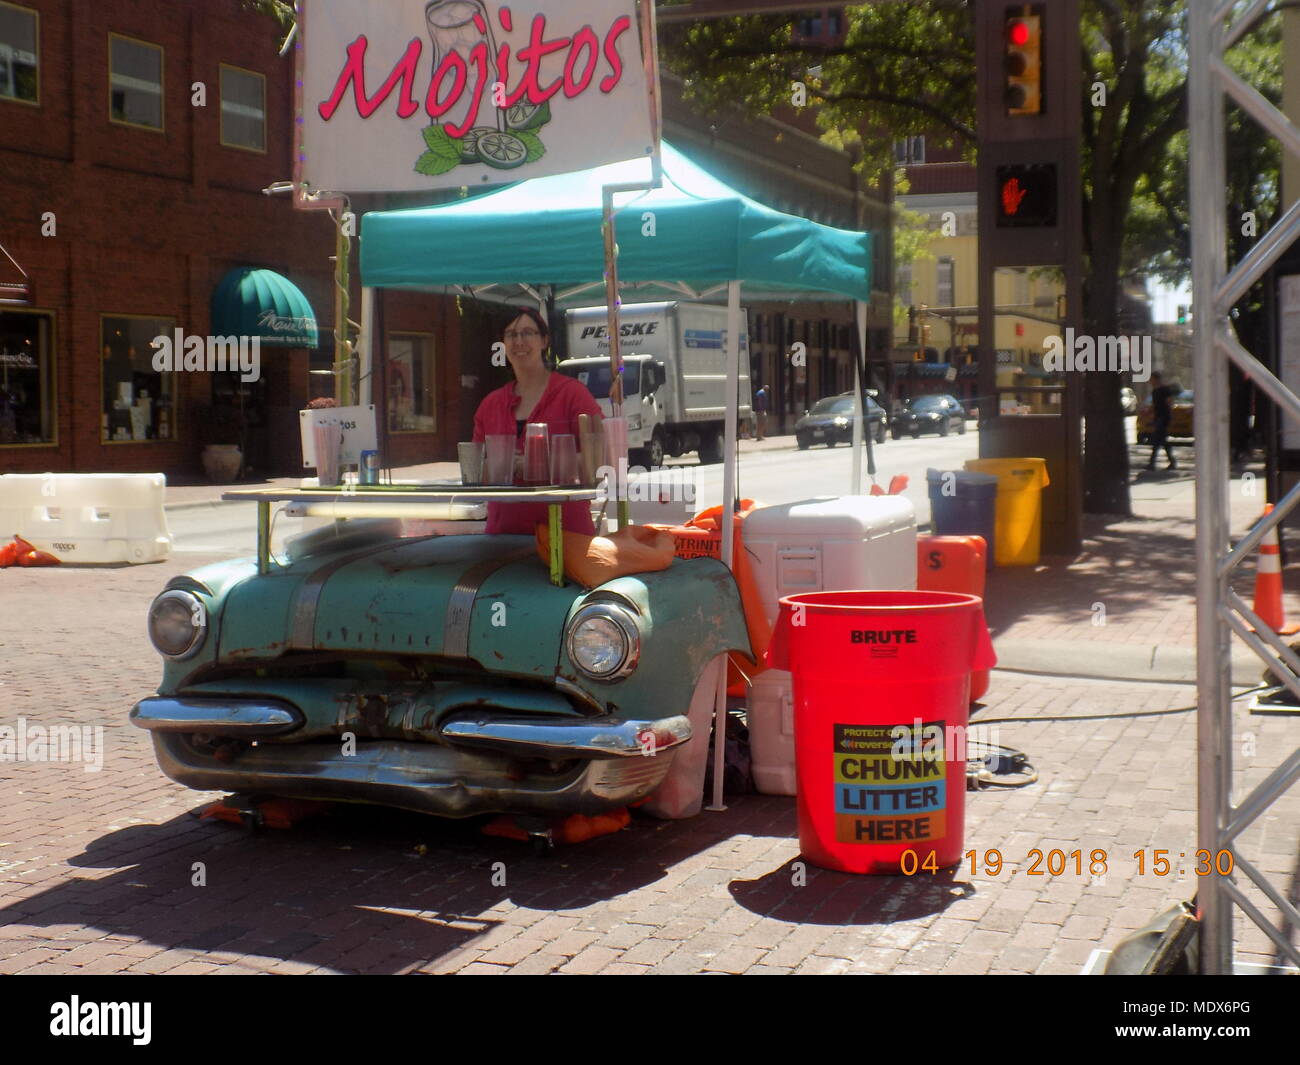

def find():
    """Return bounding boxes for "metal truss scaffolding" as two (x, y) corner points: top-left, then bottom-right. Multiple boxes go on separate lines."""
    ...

(1190, 0), (1300, 974)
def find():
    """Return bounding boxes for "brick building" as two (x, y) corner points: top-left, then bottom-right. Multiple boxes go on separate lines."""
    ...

(0, 0), (465, 479)
(0, 0), (888, 477)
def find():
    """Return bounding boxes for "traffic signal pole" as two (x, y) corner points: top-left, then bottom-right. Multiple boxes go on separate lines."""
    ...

(975, 0), (1083, 555)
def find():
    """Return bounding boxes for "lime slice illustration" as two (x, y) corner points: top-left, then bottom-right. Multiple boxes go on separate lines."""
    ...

(505, 99), (550, 131)
(457, 126), (498, 163)
(475, 130), (529, 169)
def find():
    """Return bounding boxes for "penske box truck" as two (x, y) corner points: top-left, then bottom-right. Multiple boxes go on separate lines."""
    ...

(559, 301), (752, 466)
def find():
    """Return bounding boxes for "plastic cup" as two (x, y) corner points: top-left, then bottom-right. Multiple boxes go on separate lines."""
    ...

(550, 433), (580, 485)
(484, 434), (515, 485)
(313, 423), (342, 486)
(523, 423), (550, 486)
(458, 441), (485, 485)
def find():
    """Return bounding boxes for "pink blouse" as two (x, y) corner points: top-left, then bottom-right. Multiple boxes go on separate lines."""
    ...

(472, 372), (603, 535)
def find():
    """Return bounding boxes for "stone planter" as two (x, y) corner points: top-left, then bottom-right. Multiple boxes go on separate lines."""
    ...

(202, 444), (243, 483)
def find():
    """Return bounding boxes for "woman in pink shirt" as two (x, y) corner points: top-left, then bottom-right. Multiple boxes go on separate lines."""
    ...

(472, 307), (603, 535)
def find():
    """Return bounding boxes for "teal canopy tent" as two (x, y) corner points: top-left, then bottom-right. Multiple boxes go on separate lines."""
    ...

(360, 141), (871, 306)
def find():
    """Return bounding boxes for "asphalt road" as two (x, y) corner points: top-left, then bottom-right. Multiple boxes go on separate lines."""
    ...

(165, 427), (982, 558)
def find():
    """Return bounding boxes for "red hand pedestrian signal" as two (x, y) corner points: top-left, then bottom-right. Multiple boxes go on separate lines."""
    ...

(1001, 177), (1027, 217)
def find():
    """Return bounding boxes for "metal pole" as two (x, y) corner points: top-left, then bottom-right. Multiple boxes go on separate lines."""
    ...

(358, 286), (375, 407)
(1189, 0), (1232, 974)
(852, 301), (867, 494)
(709, 279), (742, 813)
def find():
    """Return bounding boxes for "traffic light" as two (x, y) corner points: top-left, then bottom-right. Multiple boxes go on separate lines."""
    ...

(1005, 6), (1043, 115)
(1176, 305), (1188, 325)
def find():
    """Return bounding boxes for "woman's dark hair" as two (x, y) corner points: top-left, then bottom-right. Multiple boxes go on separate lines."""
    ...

(504, 306), (549, 341)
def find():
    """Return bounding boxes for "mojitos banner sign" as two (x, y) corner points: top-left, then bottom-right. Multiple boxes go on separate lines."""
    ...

(301, 0), (659, 192)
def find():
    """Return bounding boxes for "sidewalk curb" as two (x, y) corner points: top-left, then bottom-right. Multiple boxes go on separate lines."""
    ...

(993, 638), (1264, 687)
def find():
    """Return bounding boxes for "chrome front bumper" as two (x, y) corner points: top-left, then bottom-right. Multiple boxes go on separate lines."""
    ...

(132, 695), (692, 818)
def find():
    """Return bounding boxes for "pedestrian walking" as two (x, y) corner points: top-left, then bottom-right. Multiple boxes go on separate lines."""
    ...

(754, 384), (769, 440)
(1145, 372), (1178, 471)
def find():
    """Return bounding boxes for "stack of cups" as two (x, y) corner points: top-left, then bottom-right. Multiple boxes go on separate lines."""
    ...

(313, 423), (342, 486)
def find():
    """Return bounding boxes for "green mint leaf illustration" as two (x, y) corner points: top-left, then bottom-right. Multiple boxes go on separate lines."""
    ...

(415, 149), (460, 176)
(416, 124), (463, 176)
(515, 129), (545, 164)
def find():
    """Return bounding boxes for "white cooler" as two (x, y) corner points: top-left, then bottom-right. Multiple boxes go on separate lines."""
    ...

(742, 496), (917, 795)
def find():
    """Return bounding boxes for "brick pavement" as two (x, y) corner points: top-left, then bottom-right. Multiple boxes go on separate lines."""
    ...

(1, 444), (1297, 974)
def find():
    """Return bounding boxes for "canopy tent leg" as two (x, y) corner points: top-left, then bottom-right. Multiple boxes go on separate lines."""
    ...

(708, 279), (742, 813)
(359, 287), (375, 408)
(852, 301), (869, 495)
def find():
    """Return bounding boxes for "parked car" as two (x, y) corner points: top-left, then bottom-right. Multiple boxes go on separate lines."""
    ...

(795, 392), (887, 448)
(130, 517), (752, 835)
(1136, 389), (1194, 443)
(890, 393), (967, 438)
(1120, 386), (1137, 415)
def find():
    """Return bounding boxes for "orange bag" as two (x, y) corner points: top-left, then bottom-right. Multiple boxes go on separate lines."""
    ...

(0, 541), (18, 568)
(16, 548), (60, 567)
(535, 522), (675, 588)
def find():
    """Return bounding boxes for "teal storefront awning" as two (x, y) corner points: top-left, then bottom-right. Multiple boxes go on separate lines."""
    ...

(211, 268), (319, 348)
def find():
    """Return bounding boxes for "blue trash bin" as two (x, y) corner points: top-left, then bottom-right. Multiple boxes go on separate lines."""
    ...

(926, 469), (998, 571)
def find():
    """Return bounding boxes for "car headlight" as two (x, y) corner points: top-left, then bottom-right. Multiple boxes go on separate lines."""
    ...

(832, 416), (849, 426)
(148, 589), (207, 659)
(566, 603), (640, 680)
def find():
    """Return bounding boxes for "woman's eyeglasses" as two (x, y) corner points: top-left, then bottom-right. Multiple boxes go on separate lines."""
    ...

(503, 328), (542, 341)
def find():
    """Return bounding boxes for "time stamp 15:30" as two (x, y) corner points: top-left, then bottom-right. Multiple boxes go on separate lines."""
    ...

(897, 848), (1236, 877)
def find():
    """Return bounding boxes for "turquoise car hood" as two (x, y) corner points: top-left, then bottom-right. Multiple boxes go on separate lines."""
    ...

(218, 534), (571, 678)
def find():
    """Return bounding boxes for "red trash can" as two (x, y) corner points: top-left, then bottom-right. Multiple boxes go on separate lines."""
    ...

(767, 590), (996, 874)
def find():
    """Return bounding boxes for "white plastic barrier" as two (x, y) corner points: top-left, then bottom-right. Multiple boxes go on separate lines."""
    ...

(0, 473), (172, 564)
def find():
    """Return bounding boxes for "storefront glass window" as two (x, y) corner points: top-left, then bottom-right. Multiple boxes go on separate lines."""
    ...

(0, 309), (54, 445)
(101, 315), (175, 442)
(0, 2), (38, 104)
(387, 333), (437, 433)
(109, 34), (163, 130)
(220, 64), (265, 152)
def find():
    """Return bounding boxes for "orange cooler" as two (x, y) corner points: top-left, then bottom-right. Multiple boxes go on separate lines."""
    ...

(768, 590), (996, 874)
(916, 535), (991, 701)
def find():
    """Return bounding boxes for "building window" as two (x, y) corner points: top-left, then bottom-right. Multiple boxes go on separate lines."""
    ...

(893, 136), (926, 165)
(101, 315), (175, 442)
(220, 64), (265, 152)
(109, 34), (163, 130)
(387, 332), (437, 433)
(937, 258), (955, 307)
(897, 262), (913, 303)
(0, 309), (54, 445)
(794, 8), (844, 43)
(0, 2), (38, 104)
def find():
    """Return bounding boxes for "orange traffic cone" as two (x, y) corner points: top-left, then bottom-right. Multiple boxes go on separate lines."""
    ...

(1252, 505), (1293, 633)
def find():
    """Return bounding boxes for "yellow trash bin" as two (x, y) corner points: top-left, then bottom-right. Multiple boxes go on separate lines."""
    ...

(963, 457), (1050, 566)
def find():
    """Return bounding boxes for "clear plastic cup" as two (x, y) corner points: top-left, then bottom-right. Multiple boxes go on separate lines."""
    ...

(458, 441), (485, 485)
(313, 423), (342, 486)
(522, 423), (550, 486)
(484, 434), (515, 485)
(550, 433), (580, 485)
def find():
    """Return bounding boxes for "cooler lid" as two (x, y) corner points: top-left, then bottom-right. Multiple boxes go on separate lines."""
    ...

(743, 495), (916, 537)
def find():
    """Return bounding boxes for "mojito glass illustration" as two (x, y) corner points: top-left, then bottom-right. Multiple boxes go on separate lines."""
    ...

(422, 0), (551, 172)
(425, 1), (500, 134)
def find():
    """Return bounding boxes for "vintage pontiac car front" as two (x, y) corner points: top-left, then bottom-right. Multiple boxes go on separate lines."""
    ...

(131, 519), (751, 821)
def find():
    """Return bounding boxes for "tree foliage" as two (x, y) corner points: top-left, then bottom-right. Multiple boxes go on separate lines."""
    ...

(660, 1), (1280, 514)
